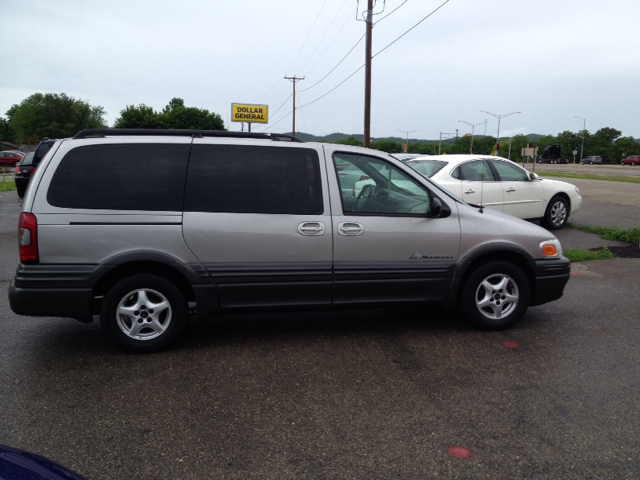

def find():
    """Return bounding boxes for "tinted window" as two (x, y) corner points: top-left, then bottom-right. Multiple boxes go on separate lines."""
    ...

(333, 153), (431, 215)
(490, 160), (528, 181)
(33, 141), (54, 167)
(47, 144), (190, 211)
(184, 145), (323, 215)
(453, 160), (496, 181)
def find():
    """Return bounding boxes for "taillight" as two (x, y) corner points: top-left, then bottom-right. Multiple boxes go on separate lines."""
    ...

(30, 167), (36, 174)
(19, 213), (39, 264)
(15, 167), (21, 174)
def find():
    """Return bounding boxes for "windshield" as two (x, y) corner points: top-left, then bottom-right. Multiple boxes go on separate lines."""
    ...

(405, 160), (447, 178)
(405, 159), (466, 204)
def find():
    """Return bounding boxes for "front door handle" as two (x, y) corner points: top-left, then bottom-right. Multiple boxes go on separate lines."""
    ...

(338, 222), (364, 236)
(506, 187), (516, 193)
(464, 189), (475, 194)
(298, 222), (325, 236)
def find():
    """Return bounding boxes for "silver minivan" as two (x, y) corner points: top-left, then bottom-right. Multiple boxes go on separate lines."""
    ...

(10, 130), (570, 352)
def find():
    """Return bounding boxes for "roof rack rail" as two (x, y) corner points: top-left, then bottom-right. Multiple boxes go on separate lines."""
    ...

(73, 129), (304, 143)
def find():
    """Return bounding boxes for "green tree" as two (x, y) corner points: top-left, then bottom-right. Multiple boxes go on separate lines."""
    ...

(113, 104), (166, 129)
(334, 136), (364, 147)
(113, 99), (225, 131)
(8, 93), (106, 143)
(0, 117), (16, 143)
(162, 105), (225, 130)
(370, 139), (403, 153)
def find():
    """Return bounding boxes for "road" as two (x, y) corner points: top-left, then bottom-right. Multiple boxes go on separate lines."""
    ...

(524, 162), (640, 177)
(1, 187), (639, 479)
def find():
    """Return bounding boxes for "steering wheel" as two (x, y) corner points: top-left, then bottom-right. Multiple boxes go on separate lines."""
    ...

(354, 183), (375, 211)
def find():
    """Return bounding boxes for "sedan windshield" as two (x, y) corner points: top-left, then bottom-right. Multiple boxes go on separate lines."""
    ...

(405, 160), (447, 178)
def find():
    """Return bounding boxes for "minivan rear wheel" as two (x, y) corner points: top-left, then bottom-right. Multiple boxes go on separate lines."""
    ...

(100, 274), (188, 353)
(461, 261), (530, 330)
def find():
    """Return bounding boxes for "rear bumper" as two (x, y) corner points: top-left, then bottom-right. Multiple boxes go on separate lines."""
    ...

(529, 257), (571, 306)
(9, 264), (106, 322)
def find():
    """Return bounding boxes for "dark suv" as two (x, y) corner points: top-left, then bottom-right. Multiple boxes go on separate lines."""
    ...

(581, 156), (602, 165)
(14, 152), (35, 198)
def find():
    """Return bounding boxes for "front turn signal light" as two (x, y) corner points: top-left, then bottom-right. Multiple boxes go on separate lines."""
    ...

(542, 244), (558, 257)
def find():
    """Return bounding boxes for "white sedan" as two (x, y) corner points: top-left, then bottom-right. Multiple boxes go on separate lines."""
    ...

(363, 155), (581, 230)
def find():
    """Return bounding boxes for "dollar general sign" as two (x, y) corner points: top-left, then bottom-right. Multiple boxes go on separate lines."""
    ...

(231, 103), (268, 124)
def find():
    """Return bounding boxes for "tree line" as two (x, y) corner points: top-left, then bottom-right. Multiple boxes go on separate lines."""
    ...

(2, 93), (638, 164)
(335, 129), (640, 164)
(0, 94), (225, 146)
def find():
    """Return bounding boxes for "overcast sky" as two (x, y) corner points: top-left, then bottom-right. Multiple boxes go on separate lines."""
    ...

(2, 0), (639, 140)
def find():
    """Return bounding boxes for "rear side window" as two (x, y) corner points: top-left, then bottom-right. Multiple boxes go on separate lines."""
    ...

(184, 145), (323, 215)
(47, 144), (190, 211)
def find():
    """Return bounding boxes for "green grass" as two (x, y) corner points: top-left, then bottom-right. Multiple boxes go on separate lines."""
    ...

(536, 171), (640, 184)
(0, 180), (17, 192)
(564, 247), (616, 262)
(573, 225), (640, 245)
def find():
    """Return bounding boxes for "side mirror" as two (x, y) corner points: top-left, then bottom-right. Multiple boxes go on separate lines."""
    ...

(431, 196), (451, 218)
(529, 173), (539, 181)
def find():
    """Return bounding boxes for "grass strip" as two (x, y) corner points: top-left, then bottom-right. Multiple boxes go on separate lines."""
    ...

(564, 247), (616, 262)
(0, 180), (17, 192)
(574, 225), (640, 245)
(536, 171), (640, 184)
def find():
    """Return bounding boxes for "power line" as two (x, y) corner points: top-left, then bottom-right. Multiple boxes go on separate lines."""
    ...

(296, 0), (352, 75)
(372, 0), (449, 59)
(303, 4), (358, 77)
(299, 0), (450, 109)
(300, 0), (410, 93)
(300, 33), (365, 92)
(285, 0), (330, 75)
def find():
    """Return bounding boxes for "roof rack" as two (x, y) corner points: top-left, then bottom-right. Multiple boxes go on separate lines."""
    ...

(73, 129), (304, 143)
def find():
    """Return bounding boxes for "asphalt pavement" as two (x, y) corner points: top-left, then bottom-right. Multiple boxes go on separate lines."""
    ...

(1, 187), (639, 480)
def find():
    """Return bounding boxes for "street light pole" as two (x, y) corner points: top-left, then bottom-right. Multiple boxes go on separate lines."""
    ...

(458, 120), (483, 154)
(397, 129), (417, 153)
(481, 111), (520, 156)
(575, 116), (586, 164)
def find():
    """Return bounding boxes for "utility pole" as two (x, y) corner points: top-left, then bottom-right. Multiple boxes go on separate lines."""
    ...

(575, 116), (586, 164)
(458, 120), (483, 154)
(285, 76), (304, 137)
(364, 0), (374, 148)
(481, 110), (520, 156)
(397, 129), (417, 153)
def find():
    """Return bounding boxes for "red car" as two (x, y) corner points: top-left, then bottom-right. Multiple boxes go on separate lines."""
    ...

(0, 150), (25, 166)
(621, 155), (640, 166)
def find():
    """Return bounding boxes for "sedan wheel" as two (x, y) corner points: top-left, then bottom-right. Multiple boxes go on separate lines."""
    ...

(462, 261), (530, 330)
(101, 274), (188, 352)
(544, 196), (568, 230)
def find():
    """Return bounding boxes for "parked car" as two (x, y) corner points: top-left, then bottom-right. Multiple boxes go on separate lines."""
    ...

(14, 152), (35, 198)
(581, 155), (602, 165)
(621, 155), (640, 166)
(0, 150), (25, 166)
(399, 155), (582, 230)
(10, 129), (570, 353)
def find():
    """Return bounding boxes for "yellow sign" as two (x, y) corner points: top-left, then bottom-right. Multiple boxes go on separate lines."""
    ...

(231, 103), (268, 124)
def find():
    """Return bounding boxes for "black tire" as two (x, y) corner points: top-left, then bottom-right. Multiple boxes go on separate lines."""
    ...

(621, 161), (625, 166)
(100, 274), (188, 353)
(461, 261), (530, 330)
(543, 196), (569, 230)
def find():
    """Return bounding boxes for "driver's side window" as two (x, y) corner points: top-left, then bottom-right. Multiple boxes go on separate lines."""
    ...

(333, 153), (431, 216)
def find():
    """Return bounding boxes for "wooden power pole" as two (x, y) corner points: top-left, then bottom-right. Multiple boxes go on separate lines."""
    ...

(285, 76), (304, 137)
(364, 0), (373, 148)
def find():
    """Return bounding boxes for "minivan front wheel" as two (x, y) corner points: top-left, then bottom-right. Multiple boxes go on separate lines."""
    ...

(462, 262), (530, 330)
(100, 274), (188, 353)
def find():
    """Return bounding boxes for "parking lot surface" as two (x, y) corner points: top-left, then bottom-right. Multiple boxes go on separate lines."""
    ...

(1, 186), (639, 479)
